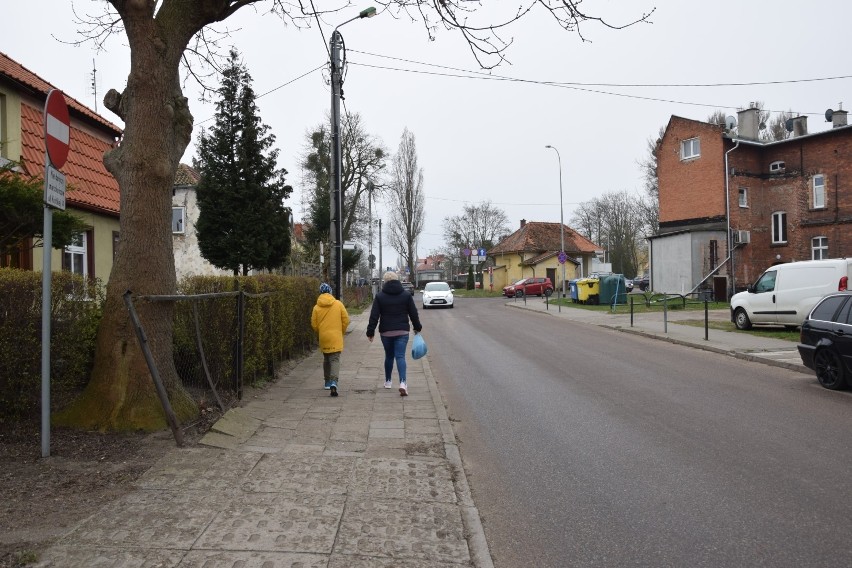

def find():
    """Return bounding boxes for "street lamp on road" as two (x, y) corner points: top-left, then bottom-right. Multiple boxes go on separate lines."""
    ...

(545, 145), (565, 312)
(329, 6), (376, 299)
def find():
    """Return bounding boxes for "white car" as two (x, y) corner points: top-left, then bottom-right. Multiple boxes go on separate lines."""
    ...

(422, 281), (454, 309)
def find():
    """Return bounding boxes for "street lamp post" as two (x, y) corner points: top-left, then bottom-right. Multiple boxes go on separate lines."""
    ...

(545, 145), (565, 312)
(329, 6), (376, 299)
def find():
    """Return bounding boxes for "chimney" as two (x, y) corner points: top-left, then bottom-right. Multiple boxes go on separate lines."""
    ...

(520, 219), (526, 228)
(736, 104), (761, 140)
(832, 109), (848, 128)
(792, 116), (808, 137)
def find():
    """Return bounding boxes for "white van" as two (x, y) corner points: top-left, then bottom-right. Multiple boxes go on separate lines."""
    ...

(730, 258), (852, 330)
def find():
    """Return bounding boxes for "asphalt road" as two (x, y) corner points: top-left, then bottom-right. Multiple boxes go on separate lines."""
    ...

(420, 296), (852, 568)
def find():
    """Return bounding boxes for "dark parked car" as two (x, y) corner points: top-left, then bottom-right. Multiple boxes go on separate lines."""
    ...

(503, 277), (553, 298)
(401, 281), (415, 295)
(797, 292), (852, 390)
(633, 275), (649, 291)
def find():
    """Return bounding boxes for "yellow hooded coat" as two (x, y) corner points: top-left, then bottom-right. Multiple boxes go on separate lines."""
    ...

(311, 293), (350, 353)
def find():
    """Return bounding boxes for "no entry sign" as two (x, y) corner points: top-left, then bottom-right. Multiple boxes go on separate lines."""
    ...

(44, 89), (70, 169)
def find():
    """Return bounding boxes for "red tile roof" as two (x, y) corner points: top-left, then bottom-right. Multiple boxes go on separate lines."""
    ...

(20, 101), (120, 215)
(0, 51), (122, 133)
(2, 51), (123, 216)
(489, 221), (599, 255)
(174, 164), (200, 186)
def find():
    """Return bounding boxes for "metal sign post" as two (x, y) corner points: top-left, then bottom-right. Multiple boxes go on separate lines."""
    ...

(41, 89), (70, 458)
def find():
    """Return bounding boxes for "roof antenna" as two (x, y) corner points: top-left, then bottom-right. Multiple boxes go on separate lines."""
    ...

(90, 58), (98, 113)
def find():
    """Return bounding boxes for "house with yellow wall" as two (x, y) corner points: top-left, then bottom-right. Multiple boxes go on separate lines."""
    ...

(1, 51), (122, 282)
(487, 220), (600, 296)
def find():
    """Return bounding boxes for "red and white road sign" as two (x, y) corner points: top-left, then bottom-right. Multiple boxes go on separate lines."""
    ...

(44, 90), (70, 169)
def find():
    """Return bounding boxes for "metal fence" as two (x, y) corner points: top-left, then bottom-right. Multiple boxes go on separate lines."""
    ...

(125, 284), (317, 443)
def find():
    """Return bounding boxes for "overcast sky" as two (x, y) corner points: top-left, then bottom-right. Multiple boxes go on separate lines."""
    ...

(5, 1), (852, 267)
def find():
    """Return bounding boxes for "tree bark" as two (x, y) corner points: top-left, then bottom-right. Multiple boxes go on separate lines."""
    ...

(57, 2), (202, 430)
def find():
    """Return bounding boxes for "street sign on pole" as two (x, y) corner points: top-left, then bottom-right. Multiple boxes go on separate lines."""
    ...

(45, 165), (66, 210)
(45, 90), (70, 169)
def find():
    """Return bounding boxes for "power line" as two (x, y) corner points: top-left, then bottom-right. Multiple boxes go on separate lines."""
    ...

(348, 49), (852, 117)
(351, 49), (852, 89)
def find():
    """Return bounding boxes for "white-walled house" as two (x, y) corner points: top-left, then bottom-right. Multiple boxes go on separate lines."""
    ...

(171, 164), (231, 281)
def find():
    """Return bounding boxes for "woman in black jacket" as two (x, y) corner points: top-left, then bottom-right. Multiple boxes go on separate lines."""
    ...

(366, 271), (422, 396)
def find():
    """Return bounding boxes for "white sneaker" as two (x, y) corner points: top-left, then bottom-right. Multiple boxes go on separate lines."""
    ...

(399, 382), (408, 396)
(384, 380), (392, 389)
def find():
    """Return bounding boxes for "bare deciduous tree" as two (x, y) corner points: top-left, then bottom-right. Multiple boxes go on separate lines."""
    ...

(571, 190), (645, 277)
(442, 201), (510, 253)
(387, 128), (425, 279)
(64, 0), (653, 431)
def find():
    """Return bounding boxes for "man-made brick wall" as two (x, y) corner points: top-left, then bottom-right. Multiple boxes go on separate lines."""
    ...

(658, 115), (852, 290)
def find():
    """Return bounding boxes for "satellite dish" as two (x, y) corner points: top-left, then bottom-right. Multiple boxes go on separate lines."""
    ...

(759, 122), (766, 131)
(825, 109), (834, 122)
(785, 118), (794, 132)
(725, 115), (737, 130)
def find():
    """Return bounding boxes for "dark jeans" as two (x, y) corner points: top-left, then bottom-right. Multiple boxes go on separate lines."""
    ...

(380, 334), (409, 383)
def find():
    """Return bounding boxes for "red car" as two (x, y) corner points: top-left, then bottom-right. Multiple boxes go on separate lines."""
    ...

(503, 277), (554, 298)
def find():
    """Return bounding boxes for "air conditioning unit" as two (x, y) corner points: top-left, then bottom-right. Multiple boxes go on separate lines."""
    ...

(733, 230), (751, 245)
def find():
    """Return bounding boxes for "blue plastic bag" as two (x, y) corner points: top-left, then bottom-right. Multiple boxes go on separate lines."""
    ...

(411, 333), (427, 360)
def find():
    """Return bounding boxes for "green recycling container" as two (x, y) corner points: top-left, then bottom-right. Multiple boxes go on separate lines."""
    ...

(600, 274), (628, 305)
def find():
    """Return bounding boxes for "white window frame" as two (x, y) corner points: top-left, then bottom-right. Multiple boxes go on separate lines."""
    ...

(738, 187), (748, 208)
(681, 137), (700, 160)
(771, 211), (787, 244)
(812, 236), (829, 260)
(64, 232), (88, 277)
(172, 206), (186, 234)
(813, 174), (826, 209)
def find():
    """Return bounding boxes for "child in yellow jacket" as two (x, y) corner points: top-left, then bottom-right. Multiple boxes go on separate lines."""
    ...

(311, 283), (350, 396)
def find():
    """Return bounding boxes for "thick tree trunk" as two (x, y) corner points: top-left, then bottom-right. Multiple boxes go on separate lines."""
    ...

(56, 6), (198, 431)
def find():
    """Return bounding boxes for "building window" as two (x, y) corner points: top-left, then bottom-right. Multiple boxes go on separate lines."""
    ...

(0, 93), (7, 159)
(812, 236), (829, 260)
(771, 211), (787, 244)
(112, 231), (120, 260)
(681, 138), (700, 160)
(63, 232), (87, 276)
(813, 174), (825, 209)
(738, 187), (748, 207)
(172, 206), (186, 234)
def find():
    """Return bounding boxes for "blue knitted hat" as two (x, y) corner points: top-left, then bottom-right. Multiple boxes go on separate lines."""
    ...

(319, 283), (333, 294)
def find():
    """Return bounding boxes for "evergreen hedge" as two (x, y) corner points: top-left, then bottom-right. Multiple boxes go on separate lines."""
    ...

(0, 268), (103, 423)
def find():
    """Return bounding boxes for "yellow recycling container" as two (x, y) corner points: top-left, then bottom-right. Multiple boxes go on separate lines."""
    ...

(577, 277), (600, 304)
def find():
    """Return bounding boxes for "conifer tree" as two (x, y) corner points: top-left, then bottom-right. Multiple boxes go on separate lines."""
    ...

(194, 48), (292, 275)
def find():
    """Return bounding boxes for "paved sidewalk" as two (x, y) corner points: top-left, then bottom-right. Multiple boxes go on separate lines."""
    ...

(36, 315), (493, 568)
(34, 298), (810, 567)
(506, 295), (809, 374)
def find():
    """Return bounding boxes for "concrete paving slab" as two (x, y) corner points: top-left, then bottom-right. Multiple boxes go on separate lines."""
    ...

(369, 428), (405, 439)
(194, 492), (346, 553)
(372, 419), (404, 429)
(34, 546), (183, 567)
(211, 407), (261, 440)
(242, 454), (355, 494)
(178, 550), (328, 568)
(352, 457), (457, 503)
(328, 553), (470, 567)
(136, 447), (261, 491)
(336, 498), (469, 564)
(199, 430), (240, 449)
(59, 490), (223, 549)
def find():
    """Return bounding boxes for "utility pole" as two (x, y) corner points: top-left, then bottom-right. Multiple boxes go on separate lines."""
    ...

(328, 6), (376, 299)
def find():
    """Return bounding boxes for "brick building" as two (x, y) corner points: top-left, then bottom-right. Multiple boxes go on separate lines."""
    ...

(652, 104), (852, 298)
